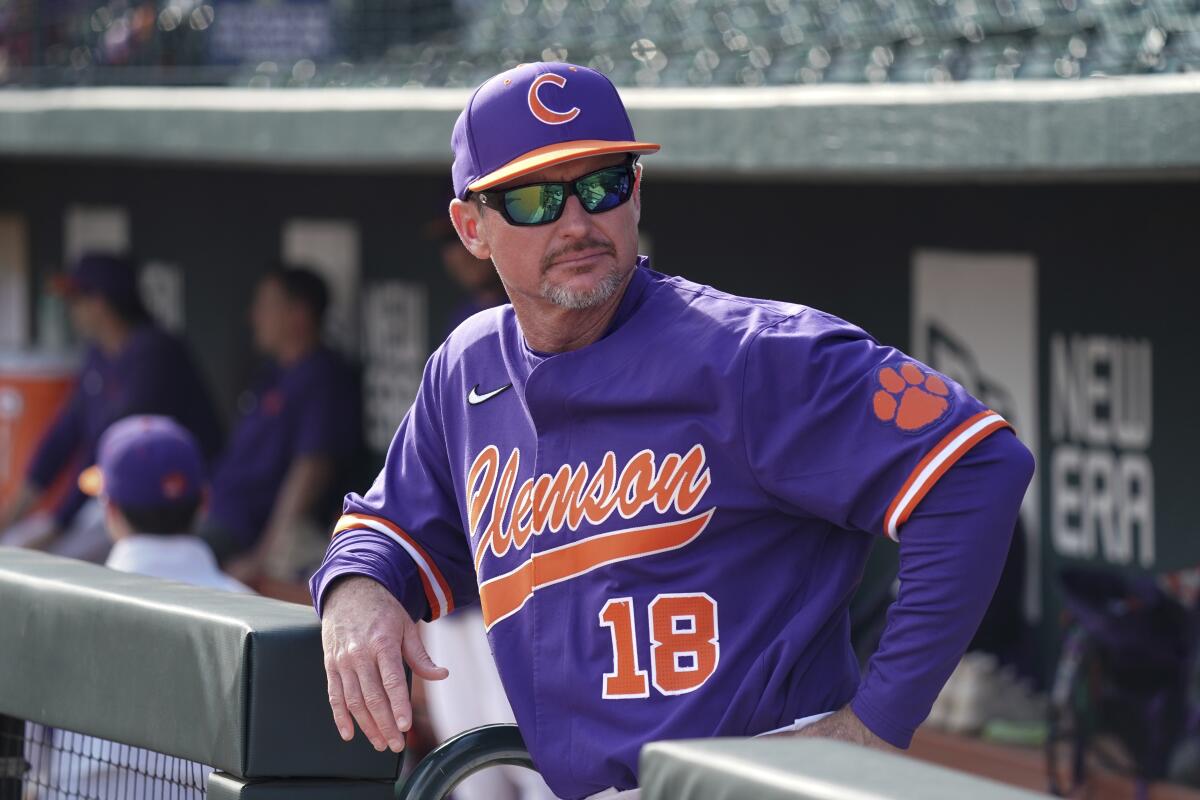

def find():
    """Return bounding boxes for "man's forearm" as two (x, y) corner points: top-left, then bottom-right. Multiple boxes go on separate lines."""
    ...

(255, 456), (334, 560)
(852, 430), (1035, 748)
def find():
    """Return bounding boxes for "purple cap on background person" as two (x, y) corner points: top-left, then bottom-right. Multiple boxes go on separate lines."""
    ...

(79, 416), (205, 509)
(50, 253), (139, 306)
(450, 62), (660, 199)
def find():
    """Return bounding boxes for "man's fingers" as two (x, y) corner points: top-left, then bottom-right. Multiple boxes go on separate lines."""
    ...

(340, 667), (388, 752)
(353, 658), (406, 752)
(324, 659), (354, 741)
(377, 648), (414, 733)
(402, 623), (449, 681)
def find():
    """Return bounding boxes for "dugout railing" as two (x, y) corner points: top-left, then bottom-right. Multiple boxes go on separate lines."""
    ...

(0, 549), (398, 799)
(1, 549), (1054, 800)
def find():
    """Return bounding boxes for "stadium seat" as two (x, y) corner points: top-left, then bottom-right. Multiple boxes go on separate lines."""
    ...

(4, 0), (1200, 88)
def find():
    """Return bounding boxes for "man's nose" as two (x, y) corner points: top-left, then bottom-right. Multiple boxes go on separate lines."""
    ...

(555, 193), (593, 237)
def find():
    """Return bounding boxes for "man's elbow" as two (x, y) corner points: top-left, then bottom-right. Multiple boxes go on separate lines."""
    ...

(981, 430), (1036, 521)
(999, 429), (1036, 494)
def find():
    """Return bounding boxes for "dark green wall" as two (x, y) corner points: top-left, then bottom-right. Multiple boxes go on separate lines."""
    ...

(2, 157), (1195, 680)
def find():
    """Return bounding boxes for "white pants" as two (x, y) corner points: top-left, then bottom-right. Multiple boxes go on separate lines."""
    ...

(421, 608), (557, 800)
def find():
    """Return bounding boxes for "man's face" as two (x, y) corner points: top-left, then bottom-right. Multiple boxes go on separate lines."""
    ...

(250, 277), (290, 355)
(455, 153), (641, 312)
(67, 294), (105, 341)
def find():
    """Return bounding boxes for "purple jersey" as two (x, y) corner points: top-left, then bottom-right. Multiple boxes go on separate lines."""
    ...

(27, 324), (221, 526)
(312, 261), (1019, 798)
(208, 345), (360, 545)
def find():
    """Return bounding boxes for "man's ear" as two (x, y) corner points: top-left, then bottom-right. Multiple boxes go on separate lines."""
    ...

(449, 199), (492, 261)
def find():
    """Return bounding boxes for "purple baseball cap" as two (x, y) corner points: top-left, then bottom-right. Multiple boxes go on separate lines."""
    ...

(451, 62), (660, 200)
(79, 416), (205, 509)
(50, 253), (139, 307)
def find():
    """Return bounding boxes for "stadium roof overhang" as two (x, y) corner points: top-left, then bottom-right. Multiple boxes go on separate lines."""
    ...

(1, 74), (1197, 181)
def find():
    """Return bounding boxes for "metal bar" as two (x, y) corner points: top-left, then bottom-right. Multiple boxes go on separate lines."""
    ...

(395, 724), (535, 800)
(0, 714), (27, 800)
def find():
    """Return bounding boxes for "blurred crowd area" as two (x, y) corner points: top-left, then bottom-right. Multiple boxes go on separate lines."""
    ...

(1, 0), (1200, 89)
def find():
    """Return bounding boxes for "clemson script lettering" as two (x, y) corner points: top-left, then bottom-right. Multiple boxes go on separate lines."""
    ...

(467, 444), (712, 570)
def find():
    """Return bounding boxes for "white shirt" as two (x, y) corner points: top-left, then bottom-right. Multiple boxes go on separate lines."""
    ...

(105, 534), (251, 593)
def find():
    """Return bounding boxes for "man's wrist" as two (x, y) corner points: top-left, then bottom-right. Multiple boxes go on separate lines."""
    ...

(848, 695), (910, 749)
(323, 574), (389, 615)
(782, 705), (893, 750)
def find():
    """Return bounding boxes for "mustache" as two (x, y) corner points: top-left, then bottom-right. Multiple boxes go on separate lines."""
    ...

(541, 239), (615, 273)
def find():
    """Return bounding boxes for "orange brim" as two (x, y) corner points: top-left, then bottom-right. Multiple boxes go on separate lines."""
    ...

(78, 465), (104, 496)
(467, 140), (661, 193)
(48, 275), (80, 296)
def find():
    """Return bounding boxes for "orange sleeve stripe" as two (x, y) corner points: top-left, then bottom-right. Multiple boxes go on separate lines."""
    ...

(883, 410), (1012, 541)
(333, 513), (456, 619)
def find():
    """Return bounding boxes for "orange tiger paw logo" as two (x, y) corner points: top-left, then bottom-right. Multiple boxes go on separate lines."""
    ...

(873, 362), (951, 432)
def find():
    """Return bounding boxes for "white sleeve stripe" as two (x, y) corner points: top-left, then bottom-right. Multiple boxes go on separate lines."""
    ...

(339, 520), (450, 619)
(885, 412), (1008, 541)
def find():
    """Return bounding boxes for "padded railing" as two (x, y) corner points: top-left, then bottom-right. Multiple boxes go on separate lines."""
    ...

(0, 549), (398, 798)
(640, 738), (1052, 800)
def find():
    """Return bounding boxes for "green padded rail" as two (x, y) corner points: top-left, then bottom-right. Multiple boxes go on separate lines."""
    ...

(0, 549), (398, 781)
(640, 738), (1050, 800)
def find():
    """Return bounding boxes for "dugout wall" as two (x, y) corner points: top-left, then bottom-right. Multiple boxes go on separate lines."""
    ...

(1, 78), (1196, 680)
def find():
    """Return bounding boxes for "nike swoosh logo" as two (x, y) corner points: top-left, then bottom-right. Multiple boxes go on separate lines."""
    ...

(468, 383), (512, 406)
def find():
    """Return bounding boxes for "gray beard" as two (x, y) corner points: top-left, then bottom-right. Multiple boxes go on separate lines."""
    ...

(539, 266), (625, 310)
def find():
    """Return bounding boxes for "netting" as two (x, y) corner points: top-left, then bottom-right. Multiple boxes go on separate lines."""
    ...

(0, 715), (207, 800)
(0, 0), (1198, 88)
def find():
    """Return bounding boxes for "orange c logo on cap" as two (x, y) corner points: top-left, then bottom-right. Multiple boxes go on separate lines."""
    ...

(528, 74), (580, 126)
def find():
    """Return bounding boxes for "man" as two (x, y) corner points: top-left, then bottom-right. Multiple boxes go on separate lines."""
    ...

(84, 415), (250, 593)
(311, 63), (1034, 800)
(0, 253), (221, 562)
(29, 415), (246, 800)
(201, 266), (361, 586)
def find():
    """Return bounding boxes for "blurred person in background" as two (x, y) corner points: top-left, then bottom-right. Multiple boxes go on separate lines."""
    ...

(25, 414), (247, 800)
(427, 216), (508, 332)
(199, 266), (361, 595)
(85, 415), (249, 592)
(0, 253), (221, 562)
(411, 218), (553, 800)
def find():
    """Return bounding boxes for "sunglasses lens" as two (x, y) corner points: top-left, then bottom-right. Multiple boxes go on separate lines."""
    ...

(576, 167), (632, 213)
(504, 184), (564, 225)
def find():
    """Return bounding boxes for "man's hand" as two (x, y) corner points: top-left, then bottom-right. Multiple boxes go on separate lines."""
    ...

(224, 551), (264, 585)
(321, 576), (449, 753)
(775, 705), (894, 751)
